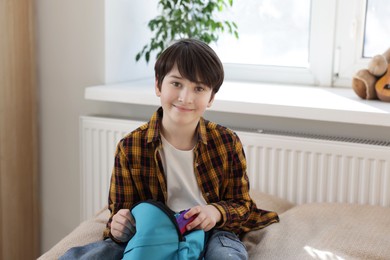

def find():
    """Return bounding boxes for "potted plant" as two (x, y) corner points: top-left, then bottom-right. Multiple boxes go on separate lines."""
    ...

(136, 0), (238, 63)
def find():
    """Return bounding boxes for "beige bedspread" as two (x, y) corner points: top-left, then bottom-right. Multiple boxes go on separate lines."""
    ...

(39, 192), (390, 260)
(243, 203), (390, 259)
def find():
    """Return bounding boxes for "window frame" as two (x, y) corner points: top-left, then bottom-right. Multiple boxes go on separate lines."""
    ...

(333, 0), (369, 87)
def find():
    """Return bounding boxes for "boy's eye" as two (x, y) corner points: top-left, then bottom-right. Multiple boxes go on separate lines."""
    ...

(172, 82), (181, 87)
(195, 86), (205, 92)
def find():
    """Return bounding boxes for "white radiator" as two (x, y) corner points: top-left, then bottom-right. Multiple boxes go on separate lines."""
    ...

(80, 116), (145, 220)
(80, 116), (390, 220)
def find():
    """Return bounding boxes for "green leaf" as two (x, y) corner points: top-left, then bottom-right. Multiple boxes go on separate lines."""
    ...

(145, 51), (150, 63)
(135, 53), (141, 61)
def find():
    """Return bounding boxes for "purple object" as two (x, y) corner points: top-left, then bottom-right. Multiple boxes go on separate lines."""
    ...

(176, 209), (196, 234)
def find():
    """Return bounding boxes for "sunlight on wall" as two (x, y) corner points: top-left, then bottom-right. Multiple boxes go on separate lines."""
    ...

(304, 246), (345, 260)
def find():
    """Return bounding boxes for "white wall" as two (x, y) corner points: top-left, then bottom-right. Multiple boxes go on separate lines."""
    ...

(37, 0), (104, 252)
(36, 0), (158, 253)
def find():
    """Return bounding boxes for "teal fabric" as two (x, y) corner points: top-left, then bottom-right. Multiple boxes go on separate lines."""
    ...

(123, 201), (205, 260)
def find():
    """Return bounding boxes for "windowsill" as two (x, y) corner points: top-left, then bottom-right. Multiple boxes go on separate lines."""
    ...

(85, 79), (390, 127)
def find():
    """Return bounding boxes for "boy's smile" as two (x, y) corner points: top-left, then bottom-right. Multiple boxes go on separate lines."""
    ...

(173, 104), (194, 112)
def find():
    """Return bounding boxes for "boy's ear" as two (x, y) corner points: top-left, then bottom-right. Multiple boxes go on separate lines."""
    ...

(155, 78), (161, 97)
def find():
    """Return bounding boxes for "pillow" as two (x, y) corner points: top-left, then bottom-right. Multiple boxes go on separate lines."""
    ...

(249, 190), (295, 214)
(38, 207), (109, 260)
(243, 203), (390, 259)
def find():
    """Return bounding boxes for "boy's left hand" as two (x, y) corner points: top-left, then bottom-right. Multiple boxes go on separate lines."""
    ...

(184, 205), (222, 232)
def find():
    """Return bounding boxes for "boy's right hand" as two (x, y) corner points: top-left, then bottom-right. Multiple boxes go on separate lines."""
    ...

(110, 209), (136, 242)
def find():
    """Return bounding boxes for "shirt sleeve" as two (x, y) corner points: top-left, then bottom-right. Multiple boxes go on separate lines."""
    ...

(103, 141), (139, 239)
(210, 133), (279, 235)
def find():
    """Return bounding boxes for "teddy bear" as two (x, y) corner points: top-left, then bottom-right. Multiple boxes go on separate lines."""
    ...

(352, 47), (390, 102)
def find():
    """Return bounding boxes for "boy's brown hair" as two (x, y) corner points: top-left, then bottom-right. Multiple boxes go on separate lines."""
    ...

(154, 38), (224, 97)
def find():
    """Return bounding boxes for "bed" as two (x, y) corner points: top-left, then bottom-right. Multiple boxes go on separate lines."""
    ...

(39, 191), (390, 259)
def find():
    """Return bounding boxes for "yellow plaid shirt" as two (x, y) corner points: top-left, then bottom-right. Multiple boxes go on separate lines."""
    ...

(104, 107), (279, 239)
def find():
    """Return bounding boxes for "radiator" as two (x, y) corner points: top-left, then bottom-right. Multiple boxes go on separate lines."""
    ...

(80, 116), (390, 220)
(80, 116), (146, 220)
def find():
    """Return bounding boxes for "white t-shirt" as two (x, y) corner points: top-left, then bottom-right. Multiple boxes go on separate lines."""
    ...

(159, 135), (207, 212)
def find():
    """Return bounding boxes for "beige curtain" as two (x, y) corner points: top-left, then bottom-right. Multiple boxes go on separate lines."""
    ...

(0, 0), (39, 258)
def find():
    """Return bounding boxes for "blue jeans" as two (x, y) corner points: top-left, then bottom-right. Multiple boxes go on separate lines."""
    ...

(59, 230), (247, 260)
(59, 238), (126, 260)
(204, 229), (248, 260)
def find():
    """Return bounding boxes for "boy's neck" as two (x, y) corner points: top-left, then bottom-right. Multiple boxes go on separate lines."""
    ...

(160, 122), (198, 151)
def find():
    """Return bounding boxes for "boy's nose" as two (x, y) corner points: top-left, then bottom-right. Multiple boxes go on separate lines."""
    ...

(179, 88), (193, 103)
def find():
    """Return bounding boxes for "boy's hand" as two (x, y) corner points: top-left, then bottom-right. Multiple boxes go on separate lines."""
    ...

(185, 205), (222, 232)
(110, 209), (136, 242)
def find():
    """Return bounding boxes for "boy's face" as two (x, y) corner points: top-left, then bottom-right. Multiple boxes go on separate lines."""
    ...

(155, 64), (214, 128)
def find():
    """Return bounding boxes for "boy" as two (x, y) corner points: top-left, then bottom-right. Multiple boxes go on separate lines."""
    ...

(61, 38), (278, 259)
(107, 38), (278, 259)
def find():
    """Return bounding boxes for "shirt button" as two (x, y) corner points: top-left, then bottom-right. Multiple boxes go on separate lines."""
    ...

(205, 192), (210, 197)
(195, 163), (199, 167)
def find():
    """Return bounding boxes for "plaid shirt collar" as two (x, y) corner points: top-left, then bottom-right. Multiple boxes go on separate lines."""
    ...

(146, 107), (208, 146)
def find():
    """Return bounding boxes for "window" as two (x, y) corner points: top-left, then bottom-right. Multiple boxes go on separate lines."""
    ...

(106, 0), (388, 88)
(213, 0), (310, 68)
(209, 0), (388, 87)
